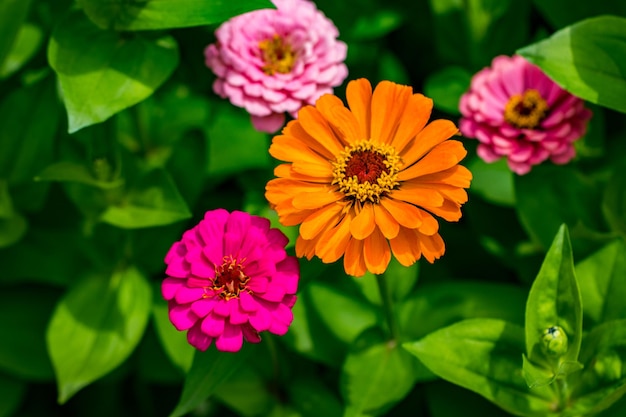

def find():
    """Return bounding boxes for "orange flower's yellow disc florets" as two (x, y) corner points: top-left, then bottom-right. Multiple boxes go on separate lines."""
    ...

(332, 141), (402, 203)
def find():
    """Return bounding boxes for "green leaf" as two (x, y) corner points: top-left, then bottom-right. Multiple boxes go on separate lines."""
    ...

(569, 320), (626, 415)
(48, 10), (179, 133)
(377, 51), (410, 85)
(603, 164), (626, 236)
(0, 374), (26, 417)
(0, 181), (27, 248)
(308, 281), (381, 346)
(403, 318), (557, 416)
(152, 295), (194, 373)
(46, 266), (152, 403)
(78, 0), (274, 31)
(0, 287), (56, 380)
(467, 157), (515, 206)
(214, 366), (274, 417)
(0, 0), (32, 71)
(0, 23), (42, 78)
(518, 16), (626, 114)
(169, 344), (253, 417)
(425, 380), (512, 417)
(424, 66), (472, 115)
(531, 0), (626, 29)
(288, 377), (343, 417)
(349, 9), (404, 40)
(100, 168), (191, 229)
(36, 161), (125, 189)
(525, 225), (583, 375)
(341, 328), (417, 417)
(0, 77), (59, 183)
(576, 239), (626, 327)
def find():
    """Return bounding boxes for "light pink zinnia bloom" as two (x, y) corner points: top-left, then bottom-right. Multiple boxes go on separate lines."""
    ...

(162, 209), (299, 352)
(459, 55), (592, 175)
(204, 0), (348, 133)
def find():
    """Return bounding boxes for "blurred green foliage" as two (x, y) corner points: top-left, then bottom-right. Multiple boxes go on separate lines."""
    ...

(1, 0), (626, 416)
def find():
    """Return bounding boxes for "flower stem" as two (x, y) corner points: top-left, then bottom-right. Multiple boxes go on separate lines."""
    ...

(376, 274), (400, 342)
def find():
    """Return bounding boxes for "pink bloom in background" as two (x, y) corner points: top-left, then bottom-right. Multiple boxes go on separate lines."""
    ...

(162, 209), (299, 352)
(204, 0), (348, 133)
(459, 55), (592, 175)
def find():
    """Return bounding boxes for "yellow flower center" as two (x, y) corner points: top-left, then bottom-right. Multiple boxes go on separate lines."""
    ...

(332, 141), (401, 203)
(258, 34), (296, 75)
(504, 89), (549, 129)
(211, 256), (249, 300)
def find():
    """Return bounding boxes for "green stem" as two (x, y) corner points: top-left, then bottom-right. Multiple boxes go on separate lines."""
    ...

(376, 274), (400, 342)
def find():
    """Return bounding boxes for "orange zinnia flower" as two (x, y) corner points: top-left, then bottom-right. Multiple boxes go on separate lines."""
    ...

(265, 79), (472, 277)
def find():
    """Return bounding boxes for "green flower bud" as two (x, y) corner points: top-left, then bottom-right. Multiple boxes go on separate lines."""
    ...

(542, 325), (568, 357)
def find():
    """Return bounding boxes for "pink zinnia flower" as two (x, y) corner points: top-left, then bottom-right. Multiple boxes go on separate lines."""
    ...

(204, 0), (348, 133)
(162, 209), (299, 352)
(459, 55), (592, 175)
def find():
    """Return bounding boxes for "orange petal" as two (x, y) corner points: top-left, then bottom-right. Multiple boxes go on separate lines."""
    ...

(316, 94), (362, 144)
(316, 211), (354, 263)
(273, 163), (332, 183)
(420, 233), (445, 263)
(416, 208), (439, 235)
(350, 203), (376, 240)
(283, 117), (339, 160)
(293, 191), (344, 210)
(400, 119), (459, 167)
(363, 228), (391, 274)
(270, 134), (330, 166)
(346, 79), (372, 140)
(393, 94), (433, 154)
(295, 235), (316, 260)
(344, 237), (367, 277)
(388, 187), (444, 209)
(299, 203), (343, 240)
(398, 140), (467, 181)
(380, 198), (422, 229)
(373, 203), (400, 239)
(389, 227), (422, 267)
(370, 81), (412, 145)
(415, 165), (472, 188)
(298, 106), (346, 157)
(425, 200), (463, 222)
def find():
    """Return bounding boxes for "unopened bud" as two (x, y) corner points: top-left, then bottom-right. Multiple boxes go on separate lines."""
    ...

(542, 325), (568, 357)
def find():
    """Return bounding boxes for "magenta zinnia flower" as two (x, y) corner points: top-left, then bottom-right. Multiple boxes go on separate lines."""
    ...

(204, 0), (348, 133)
(459, 55), (592, 175)
(162, 209), (299, 352)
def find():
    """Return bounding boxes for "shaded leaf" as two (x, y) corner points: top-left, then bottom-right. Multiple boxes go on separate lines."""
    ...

(0, 23), (42, 78)
(603, 163), (626, 236)
(467, 157), (515, 207)
(0, 374), (26, 417)
(289, 377), (343, 417)
(48, 10), (179, 133)
(36, 161), (125, 189)
(46, 266), (152, 403)
(518, 16), (626, 114)
(0, 0), (32, 71)
(152, 295), (194, 373)
(350, 9), (404, 40)
(531, 0), (626, 29)
(424, 66), (471, 115)
(404, 318), (558, 416)
(78, 0), (274, 31)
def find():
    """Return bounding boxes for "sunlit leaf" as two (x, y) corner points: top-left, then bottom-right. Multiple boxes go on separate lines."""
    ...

(467, 157), (515, 207)
(47, 266), (152, 403)
(0, 0), (32, 71)
(0, 23), (42, 78)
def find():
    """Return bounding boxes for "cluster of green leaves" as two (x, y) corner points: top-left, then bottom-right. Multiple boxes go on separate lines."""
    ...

(1, 0), (626, 417)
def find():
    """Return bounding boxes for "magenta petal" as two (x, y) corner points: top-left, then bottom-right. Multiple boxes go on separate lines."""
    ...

(249, 307), (272, 332)
(247, 276), (269, 293)
(162, 277), (183, 300)
(165, 257), (189, 278)
(169, 304), (198, 331)
(257, 284), (285, 302)
(213, 299), (231, 317)
(215, 323), (243, 352)
(239, 291), (260, 312)
(230, 300), (249, 325)
(242, 323), (262, 343)
(175, 286), (206, 304)
(191, 298), (216, 317)
(187, 324), (213, 351)
(201, 312), (226, 338)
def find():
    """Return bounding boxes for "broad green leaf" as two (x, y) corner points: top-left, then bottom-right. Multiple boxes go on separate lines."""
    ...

(342, 329), (417, 417)
(214, 366), (274, 417)
(531, 0), (626, 29)
(377, 51), (410, 85)
(308, 281), (381, 345)
(0, 77), (59, 183)
(603, 164), (626, 236)
(569, 320), (626, 415)
(0, 23), (42, 78)
(0, 287), (56, 380)
(0, 0), (32, 71)
(169, 344), (253, 417)
(48, 10), (179, 133)
(152, 296), (194, 373)
(403, 318), (558, 416)
(525, 225), (583, 375)
(350, 9), (404, 40)
(425, 380), (511, 417)
(289, 377), (343, 417)
(46, 266), (152, 403)
(0, 374), (25, 417)
(353, 259), (419, 306)
(78, 0), (274, 31)
(36, 161), (125, 189)
(206, 104), (270, 178)
(576, 240), (626, 327)
(0, 181), (27, 248)
(515, 165), (605, 252)
(100, 168), (191, 229)
(424, 66), (472, 115)
(518, 16), (626, 114)
(467, 157), (515, 206)
(136, 324), (186, 384)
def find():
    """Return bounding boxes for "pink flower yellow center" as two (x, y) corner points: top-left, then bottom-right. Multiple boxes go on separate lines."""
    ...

(212, 256), (249, 300)
(504, 89), (549, 129)
(258, 34), (296, 75)
(332, 141), (401, 203)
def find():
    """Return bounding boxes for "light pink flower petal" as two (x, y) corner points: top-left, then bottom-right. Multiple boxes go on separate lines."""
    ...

(251, 112), (286, 133)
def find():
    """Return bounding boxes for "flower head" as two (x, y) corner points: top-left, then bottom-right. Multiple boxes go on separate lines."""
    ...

(162, 209), (299, 352)
(265, 79), (472, 277)
(459, 55), (592, 175)
(204, 0), (348, 133)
